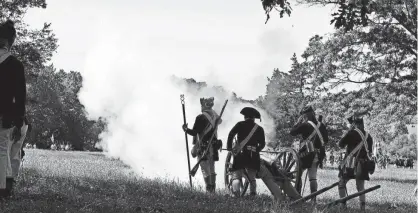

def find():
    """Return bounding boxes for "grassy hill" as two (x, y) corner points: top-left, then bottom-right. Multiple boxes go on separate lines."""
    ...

(0, 149), (416, 213)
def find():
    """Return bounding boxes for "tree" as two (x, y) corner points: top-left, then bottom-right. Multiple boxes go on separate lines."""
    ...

(25, 66), (64, 148)
(0, 0), (58, 83)
(388, 133), (417, 158)
(261, 0), (417, 33)
(262, 54), (320, 148)
(26, 67), (108, 150)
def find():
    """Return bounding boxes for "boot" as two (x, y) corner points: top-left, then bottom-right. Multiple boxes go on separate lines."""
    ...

(310, 179), (318, 204)
(360, 201), (366, 211)
(204, 176), (211, 193)
(339, 202), (347, 210)
(210, 174), (216, 193)
(6, 178), (15, 195)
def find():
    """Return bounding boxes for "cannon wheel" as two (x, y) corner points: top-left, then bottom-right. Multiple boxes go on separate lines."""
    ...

(224, 151), (250, 196)
(224, 147), (303, 196)
(269, 147), (303, 194)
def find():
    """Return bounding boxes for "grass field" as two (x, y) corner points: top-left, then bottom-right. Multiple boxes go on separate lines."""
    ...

(0, 149), (416, 213)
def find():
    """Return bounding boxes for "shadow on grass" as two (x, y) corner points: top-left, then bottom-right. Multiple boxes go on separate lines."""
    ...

(371, 177), (417, 185)
(318, 197), (417, 213)
(322, 167), (417, 184)
(86, 152), (105, 157)
(1, 168), (274, 213)
(1, 167), (416, 213)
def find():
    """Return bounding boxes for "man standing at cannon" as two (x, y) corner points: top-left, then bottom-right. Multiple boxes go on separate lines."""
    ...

(337, 115), (374, 211)
(226, 107), (265, 197)
(290, 105), (328, 203)
(182, 97), (223, 193)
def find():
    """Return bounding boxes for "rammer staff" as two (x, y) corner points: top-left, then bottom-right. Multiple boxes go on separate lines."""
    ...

(180, 94), (193, 188)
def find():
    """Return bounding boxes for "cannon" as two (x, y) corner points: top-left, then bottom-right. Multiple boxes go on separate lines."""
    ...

(223, 140), (381, 209)
(224, 143), (303, 196)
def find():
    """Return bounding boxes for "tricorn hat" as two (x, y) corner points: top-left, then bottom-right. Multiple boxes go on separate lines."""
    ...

(300, 105), (314, 115)
(347, 115), (363, 124)
(240, 107), (261, 121)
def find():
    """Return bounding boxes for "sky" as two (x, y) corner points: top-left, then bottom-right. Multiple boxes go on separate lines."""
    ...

(23, 0), (336, 100)
(21, 0), (339, 190)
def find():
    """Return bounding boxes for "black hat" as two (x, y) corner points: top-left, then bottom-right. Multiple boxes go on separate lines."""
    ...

(300, 105), (314, 115)
(0, 20), (16, 46)
(240, 107), (261, 120)
(347, 115), (363, 124)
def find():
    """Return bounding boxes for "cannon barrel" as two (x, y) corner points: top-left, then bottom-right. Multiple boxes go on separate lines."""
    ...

(324, 185), (381, 208)
(290, 182), (339, 206)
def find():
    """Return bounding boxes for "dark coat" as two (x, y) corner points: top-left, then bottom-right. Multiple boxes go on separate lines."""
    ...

(227, 119), (266, 171)
(186, 110), (221, 161)
(290, 120), (328, 169)
(0, 55), (26, 128)
(338, 128), (373, 180)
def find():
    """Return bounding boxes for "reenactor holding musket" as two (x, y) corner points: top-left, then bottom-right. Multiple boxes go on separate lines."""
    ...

(182, 97), (223, 193)
(337, 115), (374, 211)
(290, 105), (328, 203)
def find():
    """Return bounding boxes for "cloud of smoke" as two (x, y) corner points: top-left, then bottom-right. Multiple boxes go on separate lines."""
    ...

(78, 18), (277, 191)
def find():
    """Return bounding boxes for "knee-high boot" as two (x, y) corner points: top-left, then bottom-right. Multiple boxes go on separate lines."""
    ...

(338, 180), (348, 209)
(204, 176), (211, 192)
(209, 174), (216, 193)
(231, 179), (242, 197)
(309, 179), (318, 203)
(6, 178), (14, 194)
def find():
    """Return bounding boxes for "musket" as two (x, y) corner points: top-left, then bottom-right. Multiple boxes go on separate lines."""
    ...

(190, 99), (228, 177)
(221, 149), (280, 154)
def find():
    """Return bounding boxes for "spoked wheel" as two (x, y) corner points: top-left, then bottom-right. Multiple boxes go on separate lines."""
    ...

(224, 151), (250, 196)
(269, 147), (303, 194)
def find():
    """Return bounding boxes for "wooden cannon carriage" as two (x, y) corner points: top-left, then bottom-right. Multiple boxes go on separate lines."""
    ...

(224, 147), (303, 196)
(223, 141), (381, 209)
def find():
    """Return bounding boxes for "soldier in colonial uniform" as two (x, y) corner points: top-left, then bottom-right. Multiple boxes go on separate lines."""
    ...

(226, 107), (265, 197)
(182, 97), (223, 193)
(337, 115), (374, 211)
(290, 105), (328, 203)
(0, 20), (26, 198)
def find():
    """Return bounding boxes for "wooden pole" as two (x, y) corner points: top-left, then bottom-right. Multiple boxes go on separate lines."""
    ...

(290, 182), (339, 206)
(324, 185), (381, 208)
(180, 95), (193, 188)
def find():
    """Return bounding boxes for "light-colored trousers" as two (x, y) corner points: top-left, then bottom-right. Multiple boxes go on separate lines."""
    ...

(199, 145), (216, 178)
(231, 168), (257, 196)
(0, 122), (28, 189)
